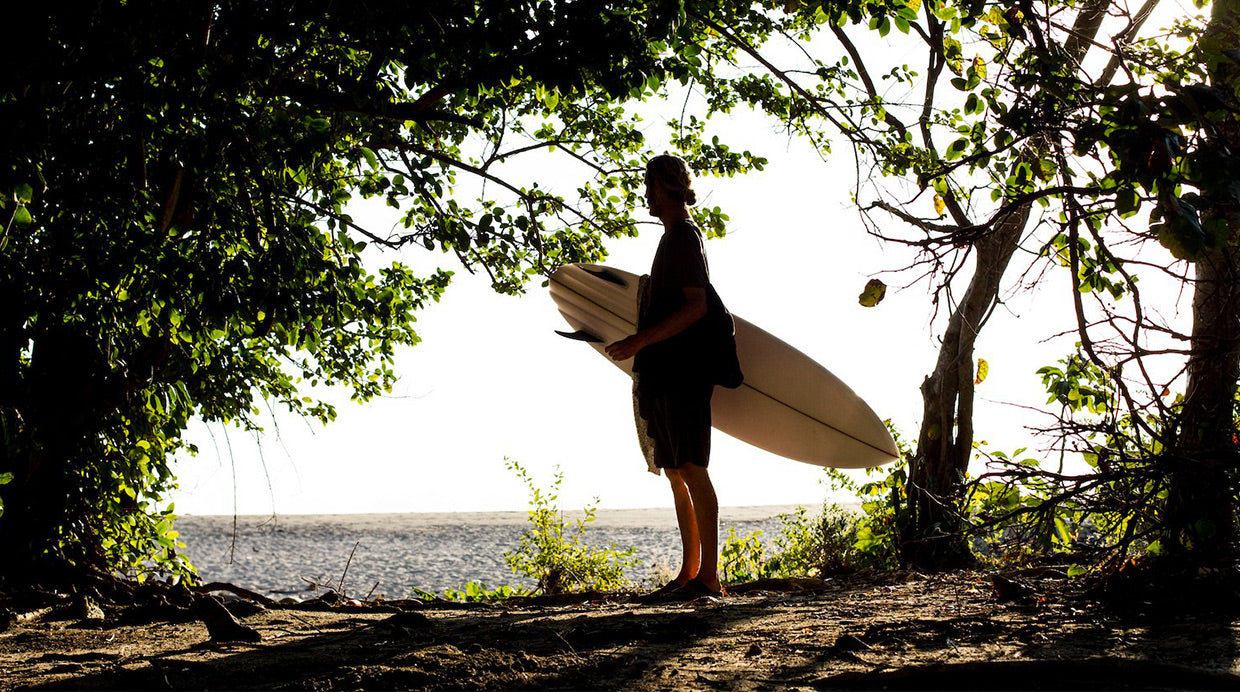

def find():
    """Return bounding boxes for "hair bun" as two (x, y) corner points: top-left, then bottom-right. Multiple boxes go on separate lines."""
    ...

(684, 189), (698, 206)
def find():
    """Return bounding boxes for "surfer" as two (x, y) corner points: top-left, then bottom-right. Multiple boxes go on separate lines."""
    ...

(605, 154), (741, 600)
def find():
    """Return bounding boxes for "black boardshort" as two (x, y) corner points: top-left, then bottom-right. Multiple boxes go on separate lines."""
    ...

(643, 383), (713, 469)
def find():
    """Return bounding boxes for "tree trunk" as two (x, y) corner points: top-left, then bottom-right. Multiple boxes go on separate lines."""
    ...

(1163, 0), (1240, 561)
(0, 325), (106, 584)
(899, 0), (1111, 570)
(1163, 246), (1240, 559)
(902, 209), (1028, 568)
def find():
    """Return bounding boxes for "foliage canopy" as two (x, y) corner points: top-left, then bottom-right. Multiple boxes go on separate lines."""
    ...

(0, 0), (767, 584)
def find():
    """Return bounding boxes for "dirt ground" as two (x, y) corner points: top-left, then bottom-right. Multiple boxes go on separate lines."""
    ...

(4, 570), (1240, 690)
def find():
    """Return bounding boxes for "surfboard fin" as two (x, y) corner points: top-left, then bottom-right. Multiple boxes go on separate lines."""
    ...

(580, 266), (627, 287)
(555, 329), (604, 343)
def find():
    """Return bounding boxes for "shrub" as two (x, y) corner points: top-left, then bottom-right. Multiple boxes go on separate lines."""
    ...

(413, 581), (530, 603)
(502, 459), (639, 594)
(719, 503), (874, 582)
(768, 504), (867, 576)
(720, 526), (769, 583)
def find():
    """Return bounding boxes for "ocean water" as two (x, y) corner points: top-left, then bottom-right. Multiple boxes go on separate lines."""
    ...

(175, 505), (811, 599)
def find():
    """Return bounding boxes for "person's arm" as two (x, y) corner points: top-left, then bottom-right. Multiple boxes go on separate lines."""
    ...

(605, 287), (707, 362)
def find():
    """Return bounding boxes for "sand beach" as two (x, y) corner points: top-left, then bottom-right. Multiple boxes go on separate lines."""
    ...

(176, 505), (812, 599)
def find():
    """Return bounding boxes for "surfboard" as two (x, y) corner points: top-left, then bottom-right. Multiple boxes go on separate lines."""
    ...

(549, 263), (899, 468)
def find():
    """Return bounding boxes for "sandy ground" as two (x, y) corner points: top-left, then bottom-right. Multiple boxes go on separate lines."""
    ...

(5, 570), (1240, 690)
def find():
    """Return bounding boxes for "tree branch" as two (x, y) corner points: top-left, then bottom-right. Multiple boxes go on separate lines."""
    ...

(866, 184), (1098, 243)
(1096, 0), (1163, 87)
(273, 79), (482, 127)
(688, 9), (868, 145)
(830, 24), (910, 139)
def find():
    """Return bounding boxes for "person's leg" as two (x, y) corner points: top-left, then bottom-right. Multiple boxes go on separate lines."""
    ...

(678, 461), (720, 591)
(664, 466), (700, 585)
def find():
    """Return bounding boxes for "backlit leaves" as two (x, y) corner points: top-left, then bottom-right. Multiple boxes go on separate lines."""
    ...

(0, 0), (715, 583)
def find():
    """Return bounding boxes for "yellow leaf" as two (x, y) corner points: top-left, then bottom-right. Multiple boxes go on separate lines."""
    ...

(974, 358), (989, 385)
(858, 278), (887, 307)
(934, 193), (946, 216)
(972, 56), (987, 79)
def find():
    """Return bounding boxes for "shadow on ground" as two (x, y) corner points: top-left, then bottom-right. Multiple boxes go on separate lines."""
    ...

(11, 571), (1240, 690)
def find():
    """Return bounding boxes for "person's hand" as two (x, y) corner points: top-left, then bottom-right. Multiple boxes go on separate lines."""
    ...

(606, 334), (646, 361)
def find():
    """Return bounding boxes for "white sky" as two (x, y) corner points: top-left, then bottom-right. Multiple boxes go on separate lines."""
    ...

(169, 9), (1199, 517)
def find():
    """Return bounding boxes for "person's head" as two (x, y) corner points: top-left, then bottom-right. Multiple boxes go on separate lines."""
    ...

(644, 154), (696, 218)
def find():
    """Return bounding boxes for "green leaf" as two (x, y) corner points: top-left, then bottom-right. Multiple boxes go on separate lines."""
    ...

(307, 117), (330, 134)
(946, 137), (969, 159)
(970, 56), (987, 80)
(1116, 187), (1140, 217)
(13, 206), (32, 227)
(1155, 202), (1207, 260)
(965, 93), (981, 115)
(1053, 517), (1072, 545)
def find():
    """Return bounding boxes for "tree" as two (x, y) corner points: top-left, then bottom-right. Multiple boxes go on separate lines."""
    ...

(923, 0), (1240, 571)
(1118, 0), (1240, 561)
(1164, 0), (1240, 559)
(0, 0), (766, 586)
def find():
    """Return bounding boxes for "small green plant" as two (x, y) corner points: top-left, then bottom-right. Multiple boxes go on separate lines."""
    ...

(502, 458), (639, 594)
(0, 471), (12, 518)
(720, 527), (770, 583)
(768, 504), (867, 576)
(720, 504), (873, 583)
(412, 581), (530, 603)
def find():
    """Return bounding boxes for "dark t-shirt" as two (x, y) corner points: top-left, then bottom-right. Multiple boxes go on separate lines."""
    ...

(634, 219), (712, 388)
(645, 219), (710, 327)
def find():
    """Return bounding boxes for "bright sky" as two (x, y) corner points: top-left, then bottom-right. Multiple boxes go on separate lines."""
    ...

(169, 10), (1198, 517)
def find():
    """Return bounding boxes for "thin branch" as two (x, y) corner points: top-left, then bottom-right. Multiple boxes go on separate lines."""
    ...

(830, 24), (910, 139)
(1097, 0), (1164, 87)
(689, 9), (868, 146)
(865, 184), (1099, 242)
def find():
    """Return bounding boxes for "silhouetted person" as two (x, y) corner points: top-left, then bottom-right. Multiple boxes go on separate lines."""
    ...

(606, 155), (741, 599)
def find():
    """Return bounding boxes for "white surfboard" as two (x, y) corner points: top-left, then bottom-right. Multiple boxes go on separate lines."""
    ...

(549, 263), (899, 468)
